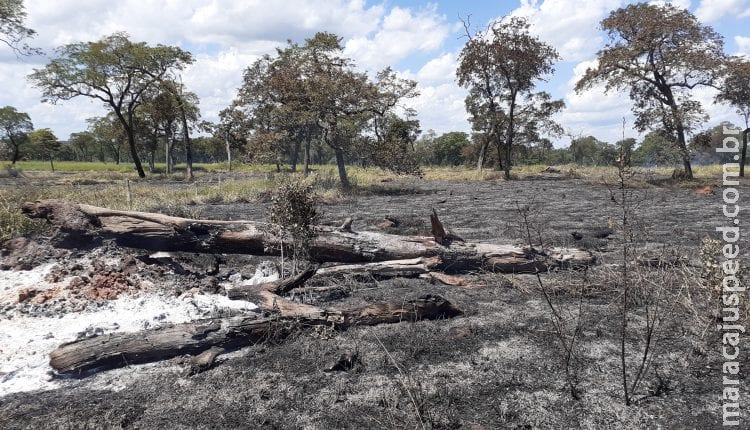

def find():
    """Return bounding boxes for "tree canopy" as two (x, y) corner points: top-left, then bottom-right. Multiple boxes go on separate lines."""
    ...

(457, 16), (564, 178)
(28, 32), (194, 177)
(717, 58), (750, 130)
(575, 3), (725, 179)
(231, 31), (418, 187)
(0, 0), (39, 55)
(715, 58), (750, 175)
(28, 128), (59, 170)
(0, 105), (32, 164)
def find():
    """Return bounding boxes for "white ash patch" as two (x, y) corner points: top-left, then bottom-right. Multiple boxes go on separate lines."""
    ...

(222, 260), (280, 292)
(0, 260), (258, 397)
(0, 263), (57, 303)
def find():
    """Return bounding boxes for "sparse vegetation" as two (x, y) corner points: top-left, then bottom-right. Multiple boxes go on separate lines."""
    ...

(1, 1), (748, 427)
(269, 175), (319, 274)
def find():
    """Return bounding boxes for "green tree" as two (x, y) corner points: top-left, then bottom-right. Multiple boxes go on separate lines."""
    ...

(366, 112), (421, 175)
(716, 58), (750, 175)
(570, 136), (604, 165)
(0, 0), (39, 55)
(87, 114), (127, 164)
(632, 131), (682, 166)
(68, 131), (97, 162)
(575, 3), (725, 179)
(233, 32), (417, 187)
(191, 135), (225, 163)
(154, 79), (200, 180)
(615, 138), (637, 166)
(302, 34), (417, 186)
(216, 108), (250, 172)
(0, 105), (32, 164)
(433, 131), (470, 166)
(29, 32), (193, 178)
(28, 128), (60, 171)
(457, 16), (564, 179)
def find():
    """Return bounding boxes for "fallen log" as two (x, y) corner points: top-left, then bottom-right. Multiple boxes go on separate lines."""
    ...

(315, 256), (441, 278)
(49, 294), (461, 374)
(22, 200), (594, 273)
(227, 258), (441, 301)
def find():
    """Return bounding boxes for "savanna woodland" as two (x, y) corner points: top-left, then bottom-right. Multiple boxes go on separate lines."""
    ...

(0, 1), (748, 429)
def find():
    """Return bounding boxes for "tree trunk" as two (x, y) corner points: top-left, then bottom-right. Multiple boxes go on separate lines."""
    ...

(504, 140), (512, 180)
(22, 200), (595, 273)
(334, 148), (349, 188)
(504, 95), (516, 180)
(290, 139), (300, 173)
(741, 129), (749, 177)
(48, 294), (461, 375)
(303, 126), (311, 176)
(477, 138), (488, 171)
(122, 111), (146, 178)
(9, 135), (20, 165)
(49, 157), (54, 172)
(668, 101), (693, 180)
(495, 141), (503, 171)
(227, 258), (440, 301)
(225, 131), (232, 173)
(180, 106), (193, 182)
(123, 117), (146, 178)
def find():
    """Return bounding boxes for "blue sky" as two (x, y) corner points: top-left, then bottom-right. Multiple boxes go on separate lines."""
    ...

(1, 0), (748, 147)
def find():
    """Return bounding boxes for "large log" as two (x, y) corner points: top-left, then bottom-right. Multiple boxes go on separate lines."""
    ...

(49, 294), (461, 374)
(22, 200), (594, 273)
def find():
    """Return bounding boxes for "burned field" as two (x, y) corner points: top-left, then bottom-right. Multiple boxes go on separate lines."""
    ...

(0, 174), (745, 429)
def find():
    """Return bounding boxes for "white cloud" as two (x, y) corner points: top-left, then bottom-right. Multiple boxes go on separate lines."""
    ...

(25, 0), (383, 50)
(693, 85), (739, 127)
(416, 53), (457, 85)
(182, 49), (264, 125)
(4, 0), (747, 148)
(510, 0), (623, 62)
(344, 5), (451, 71)
(9, 0), (389, 138)
(405, 82), (469, 135)
(695, 0), (747, 22)
(736, 36), (750, 56)
(558, 59), (634, 144)
(188, 0), (384, 46)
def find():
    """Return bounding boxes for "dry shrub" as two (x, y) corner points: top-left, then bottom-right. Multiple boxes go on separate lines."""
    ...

(270, 176), (319, 273)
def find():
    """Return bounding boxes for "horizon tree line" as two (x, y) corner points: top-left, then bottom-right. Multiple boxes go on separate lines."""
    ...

(1, 2), (749, 180)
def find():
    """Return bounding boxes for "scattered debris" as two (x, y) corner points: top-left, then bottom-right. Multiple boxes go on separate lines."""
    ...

(325, 351), (360, 372)
(188, 346), (225, 375)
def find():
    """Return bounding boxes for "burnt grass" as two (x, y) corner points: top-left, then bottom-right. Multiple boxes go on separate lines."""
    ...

(1, 174), (748, 429)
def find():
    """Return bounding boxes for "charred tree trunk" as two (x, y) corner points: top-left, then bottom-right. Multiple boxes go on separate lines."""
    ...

(303, 126), (311, 176)
(225, 130), (232, 173)
(290, 139), (300, 173)
(120, 109), (146, 178)
(9, 135), (20, 165)
(48, 294), (461, 375)
(334, 147), (349, 188)
(477, 138), (488, 171)
(180, 104), (193, 182)
(22, 200), (594, 273)
(742, 128), (749, 177)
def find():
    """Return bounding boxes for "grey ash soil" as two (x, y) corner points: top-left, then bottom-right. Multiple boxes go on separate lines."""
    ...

(1, 175), (747, 429)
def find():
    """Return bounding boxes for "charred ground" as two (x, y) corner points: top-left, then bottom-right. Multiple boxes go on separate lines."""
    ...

(0, 173), (745, 429)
